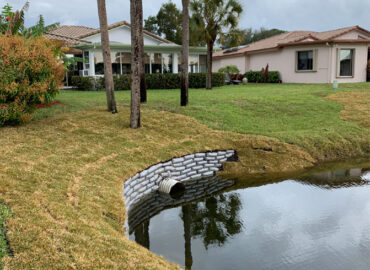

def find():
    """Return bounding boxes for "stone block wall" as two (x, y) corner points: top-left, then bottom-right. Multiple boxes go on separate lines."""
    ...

(123, 150), (237, 211)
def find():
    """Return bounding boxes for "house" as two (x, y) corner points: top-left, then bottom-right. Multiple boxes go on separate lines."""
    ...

(213, 26), (370, 83)
(45, 21), (208, 77)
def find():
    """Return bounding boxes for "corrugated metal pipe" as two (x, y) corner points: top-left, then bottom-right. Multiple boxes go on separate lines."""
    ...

(158, 177), (185, 199)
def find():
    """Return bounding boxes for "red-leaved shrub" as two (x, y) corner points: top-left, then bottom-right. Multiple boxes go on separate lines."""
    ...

(0, 35), (64, 126)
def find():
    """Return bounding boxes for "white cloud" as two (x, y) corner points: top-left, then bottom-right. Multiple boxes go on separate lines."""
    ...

(0, 0), (369, 31)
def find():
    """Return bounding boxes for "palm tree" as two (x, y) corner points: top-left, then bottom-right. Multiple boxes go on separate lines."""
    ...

(138, 0), (147, 103)
(130, 0), (143, 128)
(191, 0), (243, 89)
(97, 0), (118, 113)
(181, 0), (190, 106)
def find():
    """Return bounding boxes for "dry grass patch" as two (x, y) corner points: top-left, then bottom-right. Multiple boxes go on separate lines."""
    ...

(0, 106), (315, 269)
(326, 92), (370, 129)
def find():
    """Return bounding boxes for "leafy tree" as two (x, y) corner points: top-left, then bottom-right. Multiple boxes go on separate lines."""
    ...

(191, 0), (243, 89)
(220, 27), (286, 48)
(97, 0), (117, 113)
(0, 2), (59, 38)
(144, 1), (182, 44)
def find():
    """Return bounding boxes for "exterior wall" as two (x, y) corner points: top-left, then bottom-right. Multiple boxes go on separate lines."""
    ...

(123, 150), (237, 211)
(329, 43), (369, 83)
(335, 30), (370, 40)
(248, 46), (331, 83)
(212, 55), (246, 73)
(83, 25), (162, 45)
(246, 44), (368, 83)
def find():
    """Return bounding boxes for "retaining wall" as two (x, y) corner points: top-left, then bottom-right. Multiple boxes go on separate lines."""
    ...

(123, 150), (237, 211)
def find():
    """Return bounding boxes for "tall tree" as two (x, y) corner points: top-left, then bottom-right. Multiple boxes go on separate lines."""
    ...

(144, 1), (182, 44)
(130, 0), (142, 128)
(97, 0), (117, 113)
(191, 0), (243, 89)
(138, 0), (147, 103)
(180, 0), (190, 106)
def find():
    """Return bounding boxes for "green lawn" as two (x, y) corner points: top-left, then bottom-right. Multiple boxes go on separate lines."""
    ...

(37, 82), (370, 159)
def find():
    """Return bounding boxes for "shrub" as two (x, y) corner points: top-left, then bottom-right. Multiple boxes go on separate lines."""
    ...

(71, 76), (94, 91)
(245, 70), (280, 83)
(218, 65), (240, 74)
(72, 73), (226, 90)
(0, 35), (64, 126)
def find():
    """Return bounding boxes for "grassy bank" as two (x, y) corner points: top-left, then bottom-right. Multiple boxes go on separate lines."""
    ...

(38, 83), (370, 160)
(0, 83), (369, 269)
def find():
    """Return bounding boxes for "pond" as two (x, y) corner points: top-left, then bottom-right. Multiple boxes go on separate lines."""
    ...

(128, 162), (370, 270)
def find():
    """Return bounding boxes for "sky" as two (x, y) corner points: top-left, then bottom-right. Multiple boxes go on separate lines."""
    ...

(1, 0), (369, 32)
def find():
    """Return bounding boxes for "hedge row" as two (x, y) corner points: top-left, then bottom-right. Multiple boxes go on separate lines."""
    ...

(245, 71), (280, 83)
(71, 73), (226, 91)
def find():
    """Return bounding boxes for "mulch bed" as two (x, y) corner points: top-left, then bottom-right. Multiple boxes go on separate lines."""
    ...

(37, 101), (61, 109)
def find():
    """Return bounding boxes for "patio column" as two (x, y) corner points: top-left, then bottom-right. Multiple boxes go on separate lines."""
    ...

(173, 53), (179, 73)
(89, 50), (95, 76)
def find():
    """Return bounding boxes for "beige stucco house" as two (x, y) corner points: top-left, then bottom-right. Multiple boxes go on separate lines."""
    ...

(213, 26), (370, 83)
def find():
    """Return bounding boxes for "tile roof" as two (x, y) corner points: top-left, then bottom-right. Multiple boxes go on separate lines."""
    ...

(213, 26), (370, 59)
(48, 25), (97, 39)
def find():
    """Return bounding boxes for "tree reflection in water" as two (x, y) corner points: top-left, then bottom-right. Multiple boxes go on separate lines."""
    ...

(181, 193), (243, 269)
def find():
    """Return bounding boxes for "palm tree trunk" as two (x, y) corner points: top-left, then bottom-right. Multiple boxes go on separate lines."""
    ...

(182, 205), (193, 270)
(138, 0), (147, 103)
(97, 0), (117, 113)
(180, 0), (190, 106)
(130, 0), (142, 128)
(206, 41), (213, 90)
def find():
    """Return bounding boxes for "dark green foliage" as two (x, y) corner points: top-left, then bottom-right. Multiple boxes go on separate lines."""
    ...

(71, 76), (94, 91)
(189, 73), (226, 88)
(245, 71), (280, 83)
(221, 27), (286, 48)
(0, 204), (11, 270)
(71, 73), (226, 90)
(145, 73), (181, 89)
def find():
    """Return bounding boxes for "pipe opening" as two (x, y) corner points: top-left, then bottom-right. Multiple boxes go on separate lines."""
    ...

(159, 178), (186, 199)
(169, 182), (185, 199)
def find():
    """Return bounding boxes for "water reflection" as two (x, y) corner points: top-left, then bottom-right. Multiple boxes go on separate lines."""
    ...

(128, 165), (370, 270)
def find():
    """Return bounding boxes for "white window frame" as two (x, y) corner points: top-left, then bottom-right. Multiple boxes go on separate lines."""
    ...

(336, 48), (355, 78)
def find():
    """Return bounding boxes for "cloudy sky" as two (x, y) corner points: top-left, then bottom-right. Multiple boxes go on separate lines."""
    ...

(1, 0), (369, 32)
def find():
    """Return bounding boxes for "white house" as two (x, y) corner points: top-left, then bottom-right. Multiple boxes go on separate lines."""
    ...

(46, 21), (208, 77)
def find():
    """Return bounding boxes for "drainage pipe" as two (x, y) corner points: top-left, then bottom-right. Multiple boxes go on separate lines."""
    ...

(159, 177), (185, 198)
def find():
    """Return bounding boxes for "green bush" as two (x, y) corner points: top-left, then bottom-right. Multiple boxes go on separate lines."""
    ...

(146, 73), (180, 89)
(0, 35), (64, 126)
(72, 73), (226, 91)
(71, 76), (94, 91)
(189, 73), (226, 88)
(245, 71), (280, 83)
(218, 65), (240, 74)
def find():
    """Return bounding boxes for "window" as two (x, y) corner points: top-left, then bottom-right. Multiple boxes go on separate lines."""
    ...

(151, 53), (162, 73)
(297, 50), (314, 71)
(121, 53), (131, 74)
(112, 52), (121, 75)
(94, 51), (104, 75)
(189, 55), (199, 73)
(199, 55), (207, 72)
(338, 49), (354, 77)
(162, 53), (173, 73)
(83, 51), (90, 71)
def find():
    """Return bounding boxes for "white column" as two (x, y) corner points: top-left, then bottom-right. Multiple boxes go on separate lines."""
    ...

(89, 50), (95, 76)
(173, 53), (179, 73)
(149, 53), (152, 74)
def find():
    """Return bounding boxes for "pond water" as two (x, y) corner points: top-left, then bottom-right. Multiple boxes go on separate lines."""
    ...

(128, 163), (370, 270)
